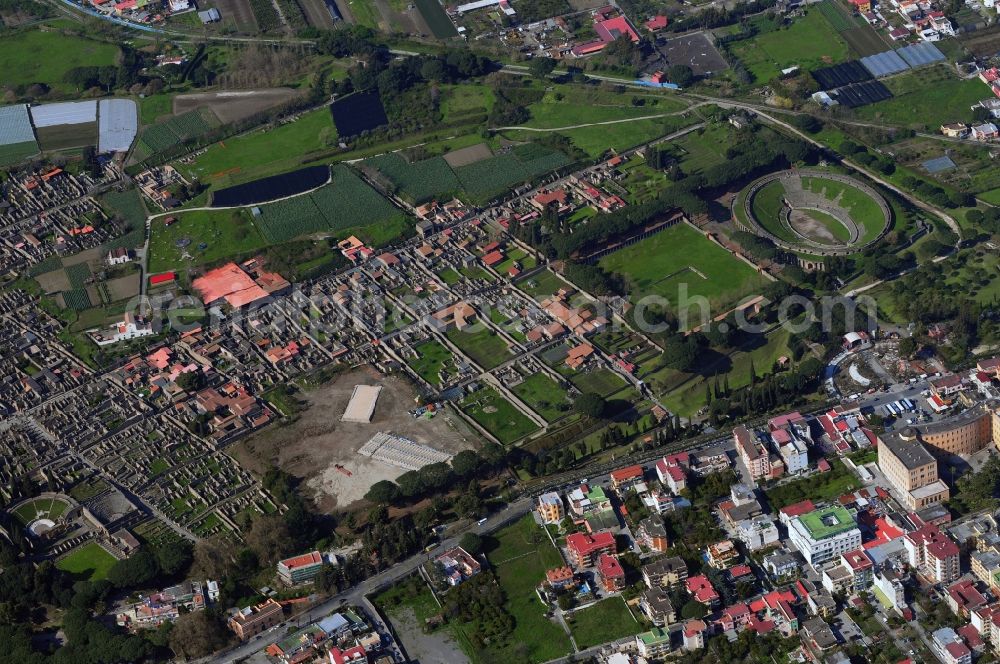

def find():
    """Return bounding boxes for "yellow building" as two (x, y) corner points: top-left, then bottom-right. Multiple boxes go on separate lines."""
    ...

(915, 405), (992, 456)
(877, 429), (949, 510)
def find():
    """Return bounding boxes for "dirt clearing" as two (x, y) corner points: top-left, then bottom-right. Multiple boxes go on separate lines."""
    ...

(443, 143), (492, 167)
(173, 88), (302, 124)
(233, 369), (480, 511)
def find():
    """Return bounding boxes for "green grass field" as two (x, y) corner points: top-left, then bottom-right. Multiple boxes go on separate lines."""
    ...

(729, 9), (850, 82)
(599, 222), (768, 322)
(178, 108), (337, 189)
(0, 140), (40, 166)
(56, 542), (118, 581)
(415, 0), (458, 37)
(669, 123), (731, 174)
(139, 94), (175, 124)
(512, 373), (572, 422)
(567, 597), (644, 649)
(446, 327), (511, 369)
(0, 29), (118, 93)
(13, 497), (69, 525)
(482, 515), (573, 661)
(460, 387), (539, 445)
(407, 339), (454, 385)
(854, 65), (986, 129)
(566, 367), (627, 397)
(363, 153), (461, 204)
(515, 269), (566, 301)
(801, 176), (886, 243)
(148, 209), (268, 273)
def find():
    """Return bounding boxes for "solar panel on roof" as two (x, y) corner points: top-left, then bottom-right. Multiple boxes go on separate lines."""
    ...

(860, 50), (909, 78)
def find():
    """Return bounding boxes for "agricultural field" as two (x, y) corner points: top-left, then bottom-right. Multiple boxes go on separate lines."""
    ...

(853, 65), (986, 129)
(728, 9), (850, 82)
(415, 0), (457, 37)
(177, 108), (337, 188)
(445, 326), (511, 369)
(0, 140), (40, 166)
(816, 0), (888, 56)
(35, 121), (97, 151)
(253, 166), (404, 244)
(148, 209), (268, 273)
(133, 108), (221, 161)
(55, 542), (118, 581)
(598, 222), (769, 324)
(100, 189), (148, 252)
(507, 116), (696, 159)
(453, 143), (572, 203)
(511, 373), (573, 422)
(460, 387), (539, 444)
(0, 28), (118, 93)
(362, 153), (461, 204)
(249, 0), (281, 31)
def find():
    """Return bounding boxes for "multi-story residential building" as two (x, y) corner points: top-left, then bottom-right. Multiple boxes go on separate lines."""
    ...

(769, 413), (811, 475)
(735, 515), (780, 551)
(735, 425), (772, 480)
(904, 523), (960, 584)
(972, 550), (1000, 593)
(640, 586), (675, 626)
(878, 430), (949, 510)
(932, 627), (973, 664)
(277, 551), (325, 586)
(683, 619), (707, 651)
(914, 405), (992, 456)
(598, 553), (625, 592)
(567, 530), (616, 567)
(637, 516), (669, 553)
(567, 483), (611, 516)
(435, 547), (482, 586)
(228, 598), (284, 640)
(655, 452), (689, 494)
(707, 539), (739, 568)
(635, 627), (672, 659)
(872, 569), (906, 613)
(642, 556), (688, 589)
(610, 464), (644, 491)
(537, 492), (564, 524)
(788, 505), (862, 567)
(545, 566), (575, 590)
(685, 574), (720, 606)
(840, 550), (874, 592)
(947, 579), (987, 618)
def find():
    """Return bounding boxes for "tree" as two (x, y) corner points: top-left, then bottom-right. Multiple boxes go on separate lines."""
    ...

(245, 514), (293, 567)
(681, 600), (708, 619)
(662, 336), (700, 372)
(451, 450), (481, 478)
(168, 610), (231, 659)
(897, 337), (917, 358)
(459, 532), (483, 555)
(154, 540), (193, 577)
(528, 57), (557, 79)
(666, 64), (694, 87)
(366, 480), (399, 505)
(574, 392), (608, 419)
(107, 550), (158, 589)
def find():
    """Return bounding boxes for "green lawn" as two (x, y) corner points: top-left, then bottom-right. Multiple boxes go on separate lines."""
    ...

(147, 209), (269, 273)
(567, 597), (644, 649)
(178, 108), (337, 189)
(523, 88), (687, 129)
(446, 327), (511, 369)
(515, 269), (566, 301)
(512, 373), (573, 422)
(669, 123), (732, 174)
(566, 367), (627, 397)
(407, 339), (453, 385)
(438, 267), (461, 285)
(599, 222), (768, 323)
(729, 9), (850, 82)
(482, 515), (573, 662)
(854, 65), (986, 129)
(55, 542), (118, 581)
(0, 28), (119, 93)
(460, 387), (539, 445)
(764, 459), (859, 509)
(801, 176), (886, 243)
(139, 94), (175, 124)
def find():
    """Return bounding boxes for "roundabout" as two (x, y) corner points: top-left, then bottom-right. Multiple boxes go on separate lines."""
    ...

(734, 170), (892, 257)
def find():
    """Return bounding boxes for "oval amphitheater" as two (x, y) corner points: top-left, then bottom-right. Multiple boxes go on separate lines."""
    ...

(734, 170), (892, 258)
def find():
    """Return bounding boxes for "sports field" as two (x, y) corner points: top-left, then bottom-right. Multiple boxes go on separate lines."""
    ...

(729, 9), (850, 82)
(460, 387), (539, 445)
(0, 29), (118, 93)
(598, 222), (768, 321)
(55, 542), (118, 581)
(148, 209), (269, 273)
(178, 108), (337, 188)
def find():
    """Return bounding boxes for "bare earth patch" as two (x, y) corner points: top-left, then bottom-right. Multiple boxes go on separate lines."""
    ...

(173, 88), (302, 124)
(233, 369), (480, 510)
(442, 143), (492, 167)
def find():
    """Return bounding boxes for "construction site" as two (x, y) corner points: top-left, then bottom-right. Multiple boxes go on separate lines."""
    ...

(232, 369), (477, 511)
